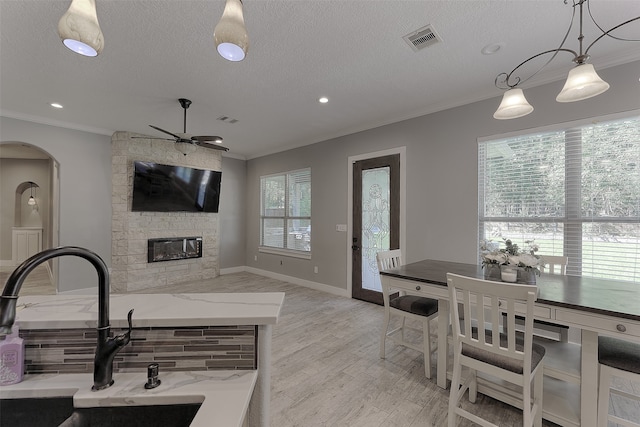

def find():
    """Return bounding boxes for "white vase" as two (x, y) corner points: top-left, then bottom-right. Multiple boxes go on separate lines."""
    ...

(500, 265), (518, 283)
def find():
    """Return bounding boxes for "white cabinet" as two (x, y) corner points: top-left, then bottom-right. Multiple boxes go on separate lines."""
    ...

(12, 227), (42, 265)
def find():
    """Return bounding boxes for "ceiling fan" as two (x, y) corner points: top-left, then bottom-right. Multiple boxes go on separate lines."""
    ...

(139, 98), (229, 155)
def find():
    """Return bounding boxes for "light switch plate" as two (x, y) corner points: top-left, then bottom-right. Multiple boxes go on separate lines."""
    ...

(336, 224), (347, 232)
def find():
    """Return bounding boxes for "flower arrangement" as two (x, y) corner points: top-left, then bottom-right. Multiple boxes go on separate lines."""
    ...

(480, 238), (543, 276)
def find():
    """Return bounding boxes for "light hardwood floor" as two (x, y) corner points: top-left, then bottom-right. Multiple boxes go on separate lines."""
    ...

(5, 270), (637, 426)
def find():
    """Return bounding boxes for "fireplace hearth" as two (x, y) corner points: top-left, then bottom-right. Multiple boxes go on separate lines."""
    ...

(148, 237), (202, 263)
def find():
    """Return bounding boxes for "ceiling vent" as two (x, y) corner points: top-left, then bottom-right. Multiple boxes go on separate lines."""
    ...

(217, 115), (238, 124)
(403, 24), (442, 52)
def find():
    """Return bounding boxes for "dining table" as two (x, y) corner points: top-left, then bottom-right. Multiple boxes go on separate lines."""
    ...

(379, 259), (640, 427)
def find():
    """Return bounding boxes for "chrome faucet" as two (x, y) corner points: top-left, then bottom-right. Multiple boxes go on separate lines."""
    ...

(0, 246), (134, 391)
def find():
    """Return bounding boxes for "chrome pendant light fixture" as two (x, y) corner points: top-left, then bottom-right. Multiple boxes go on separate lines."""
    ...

(214, 0), (249, 62)
(58, 0), (104, 57)
(494, 0), (639, 120)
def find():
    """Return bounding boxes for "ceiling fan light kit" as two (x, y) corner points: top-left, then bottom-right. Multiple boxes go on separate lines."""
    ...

(58, 0), (104, 57)
(493, 0), (639, 120)
(175, 141), (198, 156)
(214, 0), (249, 62)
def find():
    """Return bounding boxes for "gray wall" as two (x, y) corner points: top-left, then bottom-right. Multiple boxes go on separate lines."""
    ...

(0, 117), (112, 292)
(245, 60), (640, 292)
(220, 156), (247, 269)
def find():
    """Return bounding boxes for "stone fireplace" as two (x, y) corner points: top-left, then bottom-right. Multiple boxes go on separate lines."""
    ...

(110, 132), (221, 293)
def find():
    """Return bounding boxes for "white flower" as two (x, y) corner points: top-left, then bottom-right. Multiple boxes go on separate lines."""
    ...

(508, 255), (521, 266)
(519, 253), (540, 268)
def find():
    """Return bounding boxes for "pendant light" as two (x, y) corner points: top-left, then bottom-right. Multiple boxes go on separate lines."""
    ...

(493, 88), (534, 120)
(28, 183), (36, 206)
(213, 0), (249, 62)
(555, 63), (610, 102)
(58, 0), (104, 57)
(493, 0), (639, 119)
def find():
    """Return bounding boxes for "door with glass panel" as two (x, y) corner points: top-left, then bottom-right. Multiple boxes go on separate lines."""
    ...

(352, 154), (400, 304)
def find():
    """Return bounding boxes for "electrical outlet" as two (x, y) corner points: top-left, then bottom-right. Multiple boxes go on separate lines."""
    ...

(336, 224), (347, 232)
(254, 255), (257, 261)
(314, 266), (318, 274)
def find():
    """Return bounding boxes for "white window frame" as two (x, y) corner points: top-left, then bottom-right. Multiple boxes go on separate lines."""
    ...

(259, 168), (311, 259)
(478, 110), (640, 282)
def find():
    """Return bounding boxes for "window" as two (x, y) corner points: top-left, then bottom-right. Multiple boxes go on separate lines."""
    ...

(260, 168), (311, 257)
(479, 114), (640, 282)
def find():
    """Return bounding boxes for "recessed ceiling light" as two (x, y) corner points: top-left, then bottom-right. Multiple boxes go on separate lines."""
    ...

(481, 43), (505, 55)
(318, 97), (329, 104)
(50, 103), (64, 109)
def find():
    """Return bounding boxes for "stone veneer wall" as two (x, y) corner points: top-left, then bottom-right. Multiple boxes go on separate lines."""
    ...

(21, 325), (257, 375)
(111, 132), (222, 292)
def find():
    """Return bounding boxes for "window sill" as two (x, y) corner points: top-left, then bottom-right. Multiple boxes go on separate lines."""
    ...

(258, 247), (312, 260)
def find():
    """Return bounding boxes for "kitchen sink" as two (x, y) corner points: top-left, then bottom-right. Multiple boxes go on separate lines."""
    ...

(0, 397), (202, 427)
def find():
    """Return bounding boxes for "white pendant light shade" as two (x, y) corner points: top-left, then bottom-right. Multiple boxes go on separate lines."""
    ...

(28, 196), (36, 206)
(556, 63), (610, 102)
(175, 141), (197, 156)
(58, 0), (104, 57)
(493, 88), (534, 120)
(214, 0), (249, 62)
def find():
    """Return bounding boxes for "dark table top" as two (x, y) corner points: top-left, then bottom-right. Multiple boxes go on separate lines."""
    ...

(380, 259), (640, 322)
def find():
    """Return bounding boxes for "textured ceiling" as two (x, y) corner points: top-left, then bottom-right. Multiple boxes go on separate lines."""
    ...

(1, 0), (639, 159)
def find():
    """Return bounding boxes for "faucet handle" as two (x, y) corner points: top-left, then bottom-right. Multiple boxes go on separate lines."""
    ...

(115, 309), (134, 345)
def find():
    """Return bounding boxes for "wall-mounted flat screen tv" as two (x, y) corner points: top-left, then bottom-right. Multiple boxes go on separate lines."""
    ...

(132, 161), (222, 213)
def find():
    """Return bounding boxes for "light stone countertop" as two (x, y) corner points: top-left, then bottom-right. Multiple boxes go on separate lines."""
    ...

(3, 291), (285, 426)
(14, 292), (285, 329)
(0, 370), (258, 427)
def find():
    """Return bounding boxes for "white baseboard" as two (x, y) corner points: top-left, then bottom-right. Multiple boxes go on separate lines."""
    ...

(220, 266), (246, 275)
(224, 266), (350, 298)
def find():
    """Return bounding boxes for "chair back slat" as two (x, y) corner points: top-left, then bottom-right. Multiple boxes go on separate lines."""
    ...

(541, 255), (568, 275)
(376, 250), (403, 271)
(447, 273), (538, 368)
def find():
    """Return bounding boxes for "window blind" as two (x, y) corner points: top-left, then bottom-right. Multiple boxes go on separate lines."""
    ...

(260, 168), (311, 253)
(479, 115), (640, 282)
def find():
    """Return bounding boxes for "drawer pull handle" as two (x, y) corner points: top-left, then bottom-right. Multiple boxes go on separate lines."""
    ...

(616, 324), (627, 333)
(415, 285), (421, 291)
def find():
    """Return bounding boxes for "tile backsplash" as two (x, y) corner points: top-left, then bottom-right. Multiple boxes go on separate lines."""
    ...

(21, 325), (257, 375)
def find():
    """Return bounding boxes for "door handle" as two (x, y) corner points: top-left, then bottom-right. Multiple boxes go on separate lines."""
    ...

(351, 245), (360, 251)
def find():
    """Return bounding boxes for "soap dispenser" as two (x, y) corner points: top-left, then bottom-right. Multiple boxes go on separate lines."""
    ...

(0, 323), (24, 385)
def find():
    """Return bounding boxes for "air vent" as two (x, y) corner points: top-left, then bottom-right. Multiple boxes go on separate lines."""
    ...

(403, 24), (442, 52)
(217, 116), (238, 124)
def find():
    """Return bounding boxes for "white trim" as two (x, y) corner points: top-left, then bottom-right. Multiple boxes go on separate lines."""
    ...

(347, 147), (407, 299)
(478, 109), (640, 143)
(220, 266), (246, 275)
(257, 246), (311, 260)
(244, 266), (349, 297)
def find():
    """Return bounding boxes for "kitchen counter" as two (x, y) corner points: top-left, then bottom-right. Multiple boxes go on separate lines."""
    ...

(2, 291), (285, 427)
(1, 370), (257, 427)
(13, 292), (285, 328)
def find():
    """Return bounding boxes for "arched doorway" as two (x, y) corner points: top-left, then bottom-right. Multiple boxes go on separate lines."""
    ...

(0, 143), (59, 292)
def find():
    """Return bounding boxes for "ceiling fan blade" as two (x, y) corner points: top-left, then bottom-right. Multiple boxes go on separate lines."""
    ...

(149, 125), (181, 140)
(131, 134), (174, 141)
(195, 140), (230, 152)
(193, 135), (223, 143)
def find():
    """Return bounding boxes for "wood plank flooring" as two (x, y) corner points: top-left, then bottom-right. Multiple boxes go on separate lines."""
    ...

(5, 269), (638, 426)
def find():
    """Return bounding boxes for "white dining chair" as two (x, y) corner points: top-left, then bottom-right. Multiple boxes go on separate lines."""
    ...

(377, 250), (438, 378)
(597, 335), (640, 427)
(447, 273), (546, 427)
(506, 255), (569, 342)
